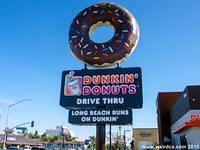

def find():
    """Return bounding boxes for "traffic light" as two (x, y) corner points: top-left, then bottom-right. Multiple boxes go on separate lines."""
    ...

(31, 121), (34, 127)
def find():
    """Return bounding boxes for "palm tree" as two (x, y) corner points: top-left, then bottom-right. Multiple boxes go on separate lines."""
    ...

(87, 136), (95, 150)
(65, 133), (77, 141)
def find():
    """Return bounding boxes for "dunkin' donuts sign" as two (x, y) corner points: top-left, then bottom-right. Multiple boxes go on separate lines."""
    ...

(60, 67), (143, 109)
(65, 71), (137, 96)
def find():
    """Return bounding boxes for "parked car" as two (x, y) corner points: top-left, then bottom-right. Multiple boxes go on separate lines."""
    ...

(24, 146), (32, 150)
(7, 146), (19, 150)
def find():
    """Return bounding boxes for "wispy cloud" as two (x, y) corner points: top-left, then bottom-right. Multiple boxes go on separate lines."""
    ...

(0, 99), (15, 105)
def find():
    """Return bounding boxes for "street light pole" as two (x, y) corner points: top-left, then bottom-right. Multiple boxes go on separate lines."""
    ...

(124, 130), (130, 150)
(3, 99), (32, 149)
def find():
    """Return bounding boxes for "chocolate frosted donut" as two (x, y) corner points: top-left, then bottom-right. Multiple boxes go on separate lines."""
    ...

(69, 3), (139, 67)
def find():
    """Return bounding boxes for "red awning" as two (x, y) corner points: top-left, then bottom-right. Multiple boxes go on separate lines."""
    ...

(172, 121), (200, 134)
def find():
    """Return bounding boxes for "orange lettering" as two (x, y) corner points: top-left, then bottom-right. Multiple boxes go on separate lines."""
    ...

(83, 76), (91, 85)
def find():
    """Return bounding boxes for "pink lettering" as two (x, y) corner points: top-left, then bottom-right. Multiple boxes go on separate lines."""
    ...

(92, 86), (101, 95)
(111, 85), (120, 95)
(102, 85), (111, 95)
(121, 85), (128, 94)
(129, 84), (136, 94)
(82, 86), (91, 95)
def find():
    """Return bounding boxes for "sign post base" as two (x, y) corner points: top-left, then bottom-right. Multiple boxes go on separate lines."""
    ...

(96, 124), (106, 150)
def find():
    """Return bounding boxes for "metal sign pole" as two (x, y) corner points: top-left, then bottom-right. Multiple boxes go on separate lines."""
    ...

(96, 124), (106, 150)
(110, 124), (112, 150)
(84, 64), (88, 70)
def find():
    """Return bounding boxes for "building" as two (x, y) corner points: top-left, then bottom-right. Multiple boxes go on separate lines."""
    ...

(46, 126), (69, 136)
(133, 128), (158, 150)
(46, 126), (62, 136)
(0, 134), (44, 148)
(0, 134), (84, 149)
(170, 86), (200, 146)
(157, 85), (200, 147)
(156, 92), (182, 145)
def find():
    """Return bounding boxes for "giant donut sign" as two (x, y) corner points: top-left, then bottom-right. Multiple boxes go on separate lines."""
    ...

(60, 67), (143, 109)
(69, 2), (139, 67)
(60, 2), (143, 126)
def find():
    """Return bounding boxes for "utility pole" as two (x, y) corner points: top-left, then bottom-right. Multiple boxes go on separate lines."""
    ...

(62, 134), (65, 149)
(124, 131), (126, 150)
(124, 130), (130, 150)
(119, 126), (122, 150)
(119, 126), (122, 138)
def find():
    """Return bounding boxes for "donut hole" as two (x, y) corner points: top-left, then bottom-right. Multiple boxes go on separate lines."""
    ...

(89, 21), (115, 43)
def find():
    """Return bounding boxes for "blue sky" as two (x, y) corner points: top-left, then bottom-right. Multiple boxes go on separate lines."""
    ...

(0, 0), (200, 140)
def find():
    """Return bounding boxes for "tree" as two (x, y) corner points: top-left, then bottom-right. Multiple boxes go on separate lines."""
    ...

(48, 136), (58, 143)
(65, 133), (77, 142)
(87, 136), (95, 150)
(107, 133), (123, 150)
(7, 129), (14, 134)
(113, 140), (121, 149)
(65, 134), (72, 141)
(27, 132), (33, 138)
(19, 128), (31, 137)
(41, 133), (48, 142)
(22, 130), (29, 137)
(33, 130), (40, 139)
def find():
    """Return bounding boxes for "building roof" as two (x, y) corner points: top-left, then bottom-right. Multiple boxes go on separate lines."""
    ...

(156, 92), (182, 112)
